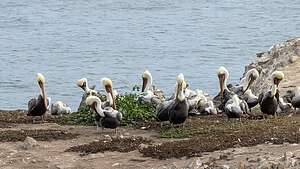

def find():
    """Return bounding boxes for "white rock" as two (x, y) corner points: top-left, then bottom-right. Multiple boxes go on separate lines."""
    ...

(21, 137), (38, 150)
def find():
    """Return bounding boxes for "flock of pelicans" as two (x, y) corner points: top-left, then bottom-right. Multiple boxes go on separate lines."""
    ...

(27, 66), (300, 133)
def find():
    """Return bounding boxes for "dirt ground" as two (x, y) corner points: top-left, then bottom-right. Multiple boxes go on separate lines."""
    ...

(0, 110), (300, 169)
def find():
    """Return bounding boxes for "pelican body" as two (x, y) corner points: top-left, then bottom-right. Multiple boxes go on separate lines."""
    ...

(27, 73), (49, 121)
(51, 101), (71, 115)
(86, 96), (122, 130)
(258, 71), (284, 116)
(224, 95), (249, 118)
(156, 73), (188, 125)
(213, 66), (235, 111)
(284, 87), (300, 109)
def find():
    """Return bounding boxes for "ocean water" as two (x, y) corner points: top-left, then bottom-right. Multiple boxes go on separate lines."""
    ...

(0, 0), (299, 110)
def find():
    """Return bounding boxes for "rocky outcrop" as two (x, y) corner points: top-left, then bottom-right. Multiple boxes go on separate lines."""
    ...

(243, 37), (300, 95)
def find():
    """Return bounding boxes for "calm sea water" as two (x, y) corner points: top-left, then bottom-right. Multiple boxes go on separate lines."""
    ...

(0, 0), (299, 110)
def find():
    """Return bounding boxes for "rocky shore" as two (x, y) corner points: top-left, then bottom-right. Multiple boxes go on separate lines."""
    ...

(243, 37), (300, 95)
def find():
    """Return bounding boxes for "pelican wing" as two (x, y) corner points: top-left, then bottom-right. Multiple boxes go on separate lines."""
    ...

(28, 98), (37, 113)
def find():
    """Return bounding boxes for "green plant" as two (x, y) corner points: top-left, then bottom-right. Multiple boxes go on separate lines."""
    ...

(66, 93), (156, 126)
(66, 106), (96, 126)
(116, 94), (156, 124)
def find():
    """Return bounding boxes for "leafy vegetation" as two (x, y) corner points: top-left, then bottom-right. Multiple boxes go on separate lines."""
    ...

(66, 93), (156, 126)
(117, 94), (156, 124)
(66, 106), (95, 125)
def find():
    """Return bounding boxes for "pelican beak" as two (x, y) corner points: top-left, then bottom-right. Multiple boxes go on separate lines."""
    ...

(105, 84), (116, 109)
(142, 77), (147, 92)
(176, 81), (183, 99)
(243, 74), (255, 94)
(38, 81), (47, 108)
(218, 74), (225, 96)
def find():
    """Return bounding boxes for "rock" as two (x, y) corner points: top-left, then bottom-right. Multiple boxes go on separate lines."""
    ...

(219, 152), (233, 160)
(222, 164), (230, 169)
(258, 161), (284, 169)
(139, 143), (149, 150)
(242, 38), (300, 95)
(112, 163), (120, 167)
(21, 137), (38, 150)
(284, 151), (294, 161)
(289, 55), (298, 63)
(103, 135), (112, 142)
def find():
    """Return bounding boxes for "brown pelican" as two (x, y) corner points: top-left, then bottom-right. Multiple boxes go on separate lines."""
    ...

(76, 78), (97, 95)
(86, 96), (122, 133)
(258, 71), (284, 117)
(204, 101), (218, 115)
(27, 73), (49, 122)
(187, 89), (207, 115)
(277, 97), (293, 113)
(241, 90), (258, 111)
(101, 77), (117, 109)
(213, 66), (235, 111)
(168, 73), (189, 124)
(284, 87), (300, 109)
(230, 68), (260, 95)
(156, 73), (189, 125)
(224, 94), (249, 118)
(50, 101), (71, 115)
(139, 70), (164, 105)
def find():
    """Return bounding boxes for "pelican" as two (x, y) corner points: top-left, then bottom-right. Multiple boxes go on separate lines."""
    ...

(187, 89), (207, 115)
(138, 70), (164, 105)
(27, 73), (49, 122)
(50, 101), (71, 115)
(204, 101), (218, 115)
(168, 73), (189, 125)
(76, 78), (97, 95)
(101, 77), (119, 109)
(258, 71), (284, 117)
(213, 66), (234, 111)
(230, 68), (260, 96)
(284, 87), (300, 110)
(277, 97), (293, 113)
(241, 90), (258, 111)
(156, 73), (189, 125)
(86, 96), (122, 133)
(224, 94), (249, 119)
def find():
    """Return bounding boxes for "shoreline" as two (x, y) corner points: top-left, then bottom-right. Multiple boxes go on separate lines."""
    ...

(1, 38), (300, 168)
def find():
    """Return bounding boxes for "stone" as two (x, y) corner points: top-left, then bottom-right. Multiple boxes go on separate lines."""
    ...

(284, 151), (294, 161)
(21, 137), (38, 150)
(103, 135), (112, 142)
(139, 143), (149, 150)
(289, 55), (298, 63)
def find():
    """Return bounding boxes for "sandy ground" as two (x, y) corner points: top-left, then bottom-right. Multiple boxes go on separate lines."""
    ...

(0, 121), (299, 169)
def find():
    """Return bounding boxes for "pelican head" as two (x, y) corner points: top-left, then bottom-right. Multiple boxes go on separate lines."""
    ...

(142, 70), (152, 92)
(101, 77), (116, 109)
(36, 73), (47, 107)
(175, 73), (185, 101)
(243, 68), (259, 92)
(217, 66), (229, 96)
(76, 78), (88, 91)
(37, 73), (45, 84)
(271, 71), (284, 86)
